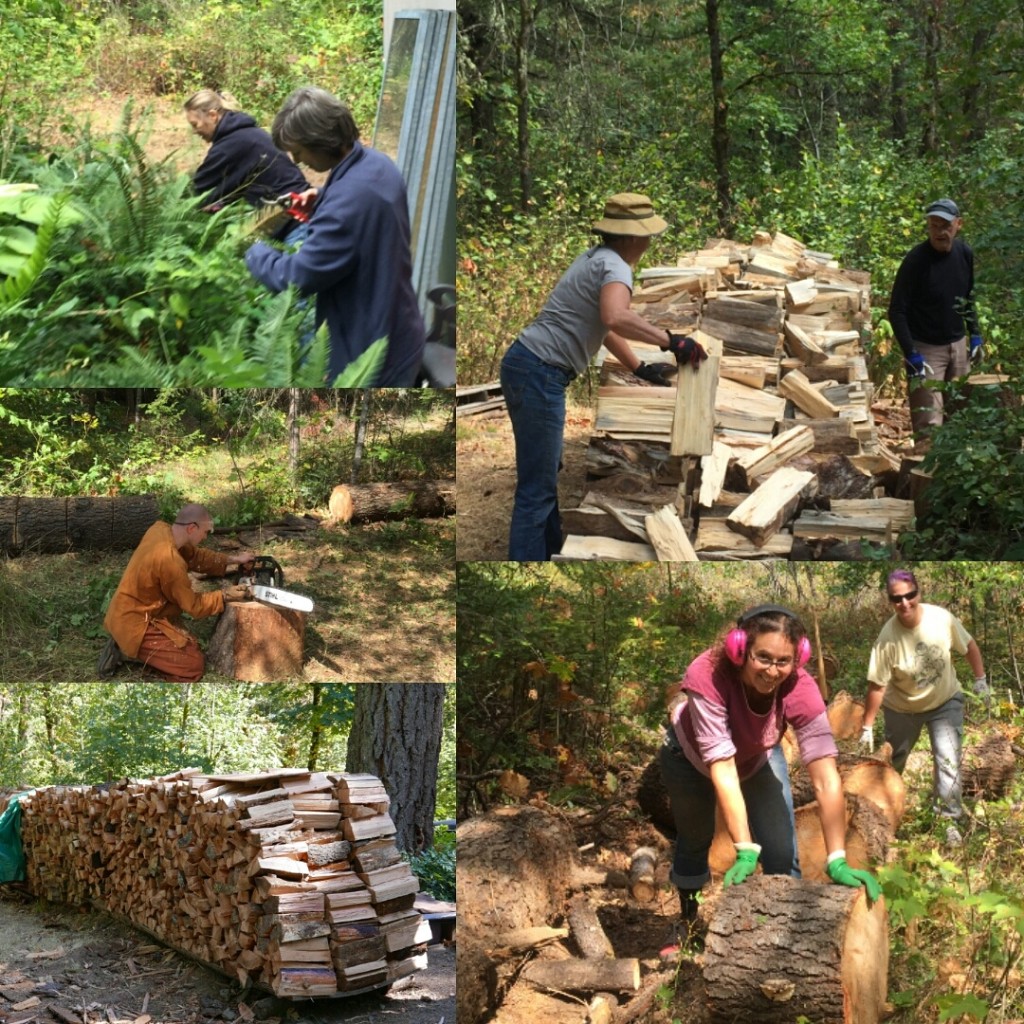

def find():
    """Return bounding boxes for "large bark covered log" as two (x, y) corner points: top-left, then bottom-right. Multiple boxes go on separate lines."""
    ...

(457, 805), (580, 1024)
(963, 730), (1017, 799)
(0, 495), (160, 554)
(703, 875), (888, 1024)
(206, 601), (306, 682)
(328, 480), (455, 523)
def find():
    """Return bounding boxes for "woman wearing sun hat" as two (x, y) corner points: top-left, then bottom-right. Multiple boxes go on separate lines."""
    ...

(500, 192), (709, 560)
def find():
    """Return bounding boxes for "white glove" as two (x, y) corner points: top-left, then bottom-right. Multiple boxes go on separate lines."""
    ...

(859, 725), (874, 753)
(974, 675), (991, 712)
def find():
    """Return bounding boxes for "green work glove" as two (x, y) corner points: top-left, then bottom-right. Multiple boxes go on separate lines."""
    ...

(826, 852), (882, 902)
(723, 842), (761, 887)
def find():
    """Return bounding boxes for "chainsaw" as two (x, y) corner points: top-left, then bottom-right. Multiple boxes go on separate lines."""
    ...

(236, 555), (315, 613)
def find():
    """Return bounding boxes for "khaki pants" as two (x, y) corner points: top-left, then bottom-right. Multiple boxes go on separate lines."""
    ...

(136, 621), (205, 682)
(908, 337), (969, 437)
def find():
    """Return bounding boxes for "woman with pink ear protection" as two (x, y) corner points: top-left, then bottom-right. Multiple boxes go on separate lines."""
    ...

(656, 605), (880, 959)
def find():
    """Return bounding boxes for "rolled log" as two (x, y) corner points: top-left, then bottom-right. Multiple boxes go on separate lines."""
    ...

(703, 875), (888, 1024)
(206, 601), (306, 682)
(327, 480), (455, 524)
(521, 957), (640, 994)
(790, 754), (906, 833)
(628, 847), (658, 903)
(0, 495), (160, 555)
(567, 894), (614, 960)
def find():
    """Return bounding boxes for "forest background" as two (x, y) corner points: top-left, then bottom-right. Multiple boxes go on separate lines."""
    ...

(456, 0), (1024, 557)
(0, 0), (390, 385)
(457, 562), (1024, 1022)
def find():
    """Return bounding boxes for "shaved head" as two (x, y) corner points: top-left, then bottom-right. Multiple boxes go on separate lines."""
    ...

(176, 503), (212, 527)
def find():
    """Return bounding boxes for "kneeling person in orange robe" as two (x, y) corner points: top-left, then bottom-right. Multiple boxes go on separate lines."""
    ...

(99, 504), (255, 682)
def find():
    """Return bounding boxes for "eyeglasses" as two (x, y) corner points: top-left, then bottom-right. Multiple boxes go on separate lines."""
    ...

(749, 651), (793, 671)
(888, 589), (918, 604)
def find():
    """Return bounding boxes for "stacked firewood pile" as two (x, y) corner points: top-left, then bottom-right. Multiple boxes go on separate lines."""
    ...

(18, 768), (428, 998)
(559, 230), (928, 561)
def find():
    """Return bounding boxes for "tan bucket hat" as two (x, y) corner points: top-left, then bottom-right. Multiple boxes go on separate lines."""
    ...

(592, 192), (668, 237)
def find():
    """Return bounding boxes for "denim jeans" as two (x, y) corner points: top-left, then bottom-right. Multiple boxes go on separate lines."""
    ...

(500, 340), (575, 560)
(884, 692), (963, 818)
(659, 735), (800, 889)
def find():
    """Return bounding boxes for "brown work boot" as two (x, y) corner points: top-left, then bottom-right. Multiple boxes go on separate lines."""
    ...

(96, 636), (124, 677)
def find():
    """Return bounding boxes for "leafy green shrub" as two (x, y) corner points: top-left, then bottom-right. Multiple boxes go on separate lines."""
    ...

(407, 826), (455, 902)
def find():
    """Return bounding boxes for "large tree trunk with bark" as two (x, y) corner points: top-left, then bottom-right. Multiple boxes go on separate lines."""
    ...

(0, 495), (159, 554)
(206, 602), (306, 682)
(703, 875), (888, 1024)
(706, 0), (734, 234)
(457, 805), (580, 1024)
(328, 481), (456, 523)
(346, 683), (444, 854)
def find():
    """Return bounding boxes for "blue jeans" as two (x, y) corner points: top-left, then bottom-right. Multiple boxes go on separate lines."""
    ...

(884, 692), (963, 818)
(500, 340), (574, 560)
(659, 735), (800, 889)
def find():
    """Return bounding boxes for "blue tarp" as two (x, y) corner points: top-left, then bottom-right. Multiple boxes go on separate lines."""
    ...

(0, 791), (32, 883)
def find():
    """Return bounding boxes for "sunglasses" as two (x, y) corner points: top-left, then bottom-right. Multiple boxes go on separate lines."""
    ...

(888, 589), (918, 604)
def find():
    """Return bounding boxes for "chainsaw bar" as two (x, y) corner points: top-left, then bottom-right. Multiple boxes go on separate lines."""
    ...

(251, 584), (314, 613)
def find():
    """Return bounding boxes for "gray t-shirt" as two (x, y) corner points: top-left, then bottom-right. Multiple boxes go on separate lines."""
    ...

(518, 246), (634, 375)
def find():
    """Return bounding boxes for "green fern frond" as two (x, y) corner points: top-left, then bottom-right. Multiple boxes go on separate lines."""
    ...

(0, 195), (67, 311)
(331, 337), (388, 386)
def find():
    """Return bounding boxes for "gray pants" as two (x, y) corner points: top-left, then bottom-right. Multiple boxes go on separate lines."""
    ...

(884, 692), (964, 819)
(908, 337), (969, 436)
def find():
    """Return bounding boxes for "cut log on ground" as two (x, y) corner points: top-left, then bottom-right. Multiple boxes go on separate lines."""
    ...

(628, 847), (658, 903)
(327, 480), (455, 523)
(206, 601), (306, 682)
(567, 894), (615, 960)
(963, 730), (1017, 799)
(0, 495), (160, 555)
(521, 957), (641, 994)
(703, 875), (888, 1024)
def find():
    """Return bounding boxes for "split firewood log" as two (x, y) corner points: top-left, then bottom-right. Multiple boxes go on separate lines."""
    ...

(703, 875), (887, 1024)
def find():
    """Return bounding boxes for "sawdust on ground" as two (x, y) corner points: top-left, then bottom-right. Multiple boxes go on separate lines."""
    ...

(455, 401), (594, 561)
(0, 890), (454, 1024)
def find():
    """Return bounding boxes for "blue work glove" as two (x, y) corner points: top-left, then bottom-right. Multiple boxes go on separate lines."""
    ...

(634, 361), (676, 386)
(723, 843), (761, 887)
(904, 350), (933, 381)
(826, 852), (882, 902)
(664, 331), (708, 371)
(969, 335), (984, 364)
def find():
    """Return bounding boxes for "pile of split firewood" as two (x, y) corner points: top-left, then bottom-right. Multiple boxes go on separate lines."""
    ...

(560, 230), (944, 561)
(19, 769), (428, 998)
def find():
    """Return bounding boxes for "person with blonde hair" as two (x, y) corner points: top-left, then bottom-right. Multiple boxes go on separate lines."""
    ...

(184, 88), (311, 225)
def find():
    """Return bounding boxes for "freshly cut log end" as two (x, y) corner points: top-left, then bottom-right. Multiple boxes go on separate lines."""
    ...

(628, 846), (658, 903)
(703, 875), (888, 1024)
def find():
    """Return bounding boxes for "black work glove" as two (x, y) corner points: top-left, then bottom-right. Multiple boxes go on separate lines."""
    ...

(634, 361), (676, 386)
(664, 331), (708, 371)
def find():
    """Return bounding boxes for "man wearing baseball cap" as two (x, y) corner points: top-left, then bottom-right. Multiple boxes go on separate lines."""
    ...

(887, 197), (982, 447)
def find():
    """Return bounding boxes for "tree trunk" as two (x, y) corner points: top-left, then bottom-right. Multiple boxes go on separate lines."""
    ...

(327, 480), (455, 523)
(704, 875), (888, 1024)
(706, 0), (733, 234)
(515, 0), (533, 210)
(287, 388), (300, 483)
(205, 602), (306, 682)
(346, 683), (444, 854)
(307, 683), (323, 771)
(0, 494), (160, 554)
(351, 390), (371, 483)
(920, 0), (941, 154)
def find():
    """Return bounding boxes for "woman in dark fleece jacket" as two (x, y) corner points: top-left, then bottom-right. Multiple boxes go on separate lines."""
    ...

(184, 89), (310, 213)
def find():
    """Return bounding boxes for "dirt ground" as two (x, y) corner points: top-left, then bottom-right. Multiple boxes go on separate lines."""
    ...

(455, 401), (595, 561)
(0, 888), (454, 1024)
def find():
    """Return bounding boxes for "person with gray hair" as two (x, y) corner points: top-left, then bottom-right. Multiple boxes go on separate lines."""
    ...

(245, 87), (425, 386)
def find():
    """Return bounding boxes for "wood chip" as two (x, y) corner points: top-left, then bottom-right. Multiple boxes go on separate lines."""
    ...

(12, 998), (41, 1011)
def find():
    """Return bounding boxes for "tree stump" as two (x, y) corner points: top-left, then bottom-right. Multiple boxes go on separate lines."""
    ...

(457, 805), (580, 1024)
(327, 480), (455, 524)
(206, 601), (306, 682)
(703, 875), (888, 1024)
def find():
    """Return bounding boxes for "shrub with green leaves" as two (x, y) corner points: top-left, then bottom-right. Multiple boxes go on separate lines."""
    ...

(407, 827), (455, 902)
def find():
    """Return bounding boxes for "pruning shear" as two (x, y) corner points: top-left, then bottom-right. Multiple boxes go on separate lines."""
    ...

(276, 192), (315, 223)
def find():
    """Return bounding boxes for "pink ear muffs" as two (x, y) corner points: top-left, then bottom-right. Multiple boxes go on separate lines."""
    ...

(725, 607), (812, 669)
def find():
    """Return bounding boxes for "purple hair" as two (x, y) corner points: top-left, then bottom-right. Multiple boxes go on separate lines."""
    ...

(887, 569), (918, 593)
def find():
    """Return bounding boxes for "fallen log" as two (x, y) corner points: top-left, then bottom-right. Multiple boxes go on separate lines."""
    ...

(567, 894), (615, 960)
(703, 875), (887, 1024)
(963, 730), (1017, 799)
(0, 495), (160, 555)
(327, 480), (455, 524)
(521, 957), (641, 994)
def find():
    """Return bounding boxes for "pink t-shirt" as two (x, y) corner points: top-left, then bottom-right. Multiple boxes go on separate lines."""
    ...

(670, 649), (837, 779)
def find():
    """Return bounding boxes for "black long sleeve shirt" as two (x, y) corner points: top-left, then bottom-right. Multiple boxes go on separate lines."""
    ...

(887, 237), (979, 357)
